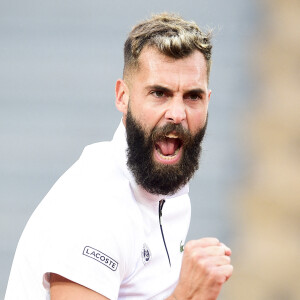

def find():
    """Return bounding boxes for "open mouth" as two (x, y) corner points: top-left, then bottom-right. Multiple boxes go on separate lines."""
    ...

(154, 133), (183, 164)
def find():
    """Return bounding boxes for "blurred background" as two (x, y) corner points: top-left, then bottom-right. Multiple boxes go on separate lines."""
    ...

(1, 0), (299, 299)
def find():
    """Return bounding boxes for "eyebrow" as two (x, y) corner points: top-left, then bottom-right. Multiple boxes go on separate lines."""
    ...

(146, 85), (206, 95)
(186, 88), (206, 95)
(146, 85), (172, 94)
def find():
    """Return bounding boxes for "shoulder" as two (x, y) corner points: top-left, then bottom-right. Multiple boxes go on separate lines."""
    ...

(11, 136), (142, 299)
(26, 138), (140, 252)
(42, 140), (126, 204)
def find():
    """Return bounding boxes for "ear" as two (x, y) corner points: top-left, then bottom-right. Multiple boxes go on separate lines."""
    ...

(207, 89), (212, 105)
(115, 79), (129, 115)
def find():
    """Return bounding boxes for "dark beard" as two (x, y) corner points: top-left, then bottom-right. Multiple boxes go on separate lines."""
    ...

(125, 108), (208, 195)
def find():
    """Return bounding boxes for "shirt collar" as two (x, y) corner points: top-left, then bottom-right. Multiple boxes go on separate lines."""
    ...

(111, 120), (189, 206)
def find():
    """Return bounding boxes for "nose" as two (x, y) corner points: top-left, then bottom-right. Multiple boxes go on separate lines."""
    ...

(165, 97), (186, 124)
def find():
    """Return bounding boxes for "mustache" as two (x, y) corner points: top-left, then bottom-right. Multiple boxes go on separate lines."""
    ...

(150, 123), (193, 146)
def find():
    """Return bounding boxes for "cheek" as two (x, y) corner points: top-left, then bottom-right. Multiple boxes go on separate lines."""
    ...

(187, 109), (207, 133)
(140, 108), (163, 128)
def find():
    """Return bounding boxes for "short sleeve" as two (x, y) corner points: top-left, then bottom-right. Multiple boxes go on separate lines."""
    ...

(39, 160), (139, 300)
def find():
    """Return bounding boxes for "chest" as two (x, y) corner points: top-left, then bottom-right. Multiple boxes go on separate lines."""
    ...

(119, 196), (190, 299)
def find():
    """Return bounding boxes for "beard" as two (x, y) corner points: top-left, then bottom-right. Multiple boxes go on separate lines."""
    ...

(125, 107), (208, 195)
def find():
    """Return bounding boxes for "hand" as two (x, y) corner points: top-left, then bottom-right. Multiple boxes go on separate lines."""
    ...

(169, 238), (233, 300)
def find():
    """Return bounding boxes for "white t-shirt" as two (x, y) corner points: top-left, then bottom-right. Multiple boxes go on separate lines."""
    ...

(5, 121), (191, 300)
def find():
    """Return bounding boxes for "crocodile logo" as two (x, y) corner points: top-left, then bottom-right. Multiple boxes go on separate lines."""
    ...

(180, 240), (185, 253)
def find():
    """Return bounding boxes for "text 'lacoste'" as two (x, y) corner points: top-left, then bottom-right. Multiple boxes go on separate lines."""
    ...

(83, 246), (118, 271)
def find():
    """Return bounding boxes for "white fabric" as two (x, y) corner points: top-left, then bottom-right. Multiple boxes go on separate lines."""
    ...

(5, 121), (191, 300)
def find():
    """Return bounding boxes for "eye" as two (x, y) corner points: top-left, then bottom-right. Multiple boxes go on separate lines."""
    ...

(186, 93), (203, 101)
(150, 90), (165, 98)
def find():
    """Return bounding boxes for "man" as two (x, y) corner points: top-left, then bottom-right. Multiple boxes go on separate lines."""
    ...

(5, 13), (233, 300)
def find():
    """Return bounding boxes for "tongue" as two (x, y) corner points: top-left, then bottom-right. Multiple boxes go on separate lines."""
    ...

(156, 138), (180, 156)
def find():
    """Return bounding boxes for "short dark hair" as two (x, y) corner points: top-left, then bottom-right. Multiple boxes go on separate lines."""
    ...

(123, 12), (213, 79)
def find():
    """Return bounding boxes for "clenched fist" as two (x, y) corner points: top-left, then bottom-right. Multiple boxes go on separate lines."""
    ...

(168, 238), (233, 300)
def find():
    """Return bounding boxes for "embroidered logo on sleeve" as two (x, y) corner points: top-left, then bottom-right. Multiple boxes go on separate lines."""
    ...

(141, 243), (152, 265)
(83, 246), (118, 271)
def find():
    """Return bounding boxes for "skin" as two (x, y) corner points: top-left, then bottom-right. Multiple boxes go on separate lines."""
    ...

(50, 47), (233, 299)
(166, 239), (233, 300)
(116, 46), (211, 136)
(116, 46), (211, 165)
(50, 273), (108, 300)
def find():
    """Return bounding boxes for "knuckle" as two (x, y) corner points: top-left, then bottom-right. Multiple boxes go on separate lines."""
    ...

(203, 237), (220, 245)
(198, 259), (212, 272)
(225, 256), (231, 263)
(207, 265), (233, 284)
(216, 246), (224, 255)
(206, 267), (220, 281)
(228, 264), (234, 274)
(186, 251), (197, 263)
(216, 274), (227, 284)
(212, 269), (227, 284)
(184, 240), (196, 251)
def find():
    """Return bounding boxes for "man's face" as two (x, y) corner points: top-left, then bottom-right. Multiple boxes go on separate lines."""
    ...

(116, 47), (211, 195)
(125, 106), (207, 195)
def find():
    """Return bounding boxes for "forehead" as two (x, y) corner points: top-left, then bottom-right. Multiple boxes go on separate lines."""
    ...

(133, 47), (208, 87)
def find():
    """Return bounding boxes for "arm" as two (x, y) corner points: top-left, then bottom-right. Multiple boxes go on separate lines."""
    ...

(50, 273), (110, 300)
(166, 238), (233, 300)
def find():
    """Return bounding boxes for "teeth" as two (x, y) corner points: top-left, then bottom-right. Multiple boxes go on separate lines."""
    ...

(165, 133), (179, 138)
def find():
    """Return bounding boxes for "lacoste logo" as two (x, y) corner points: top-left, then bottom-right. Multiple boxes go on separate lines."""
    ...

(141, 243), (152, 265)
(83, 246), (118, 271)
(180, 240), (184, 253)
